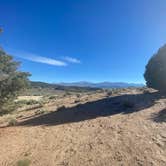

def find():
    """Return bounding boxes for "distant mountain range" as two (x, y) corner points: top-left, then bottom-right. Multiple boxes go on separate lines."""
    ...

(30, 81), (99, 92)
(58, 81), (144, 88)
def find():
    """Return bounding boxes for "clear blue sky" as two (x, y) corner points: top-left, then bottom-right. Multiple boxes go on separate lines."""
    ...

(0, 0), (166, 83)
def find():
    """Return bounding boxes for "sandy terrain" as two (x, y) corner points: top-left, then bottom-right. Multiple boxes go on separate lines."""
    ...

(0, 89), (166, 166)
(17, 96), (43, 101)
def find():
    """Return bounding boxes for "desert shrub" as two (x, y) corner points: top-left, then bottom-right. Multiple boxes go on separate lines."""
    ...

(107, 91), (112, 96)
(66, 92), (71, 96)
(0, 101), (16, 115)
(25, 99), (39, 105)
(74, 99), (80, 103)
(35, 109), (48, 115)
(48, 95), (57, 100)
(144, 44), (166, 92)
(17, 159), (31, 166)
(15, 100), (28, 106)
(39, 98), (49, 105)
(22, 105), (43, 112)
(58, 106), (66, 111)
(143, 89), (150, 94)
(15, 100), (41, 109)
(111, 89), (120, 95)
(8, 117), (18, 126)
(0, 49), (30, 113)
(76, 93), (81, 98)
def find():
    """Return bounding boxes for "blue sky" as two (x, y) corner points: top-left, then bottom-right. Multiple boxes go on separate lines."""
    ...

(0, 0), (166, 83)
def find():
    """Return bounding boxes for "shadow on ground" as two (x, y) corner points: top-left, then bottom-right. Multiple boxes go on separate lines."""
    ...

(152, 109), (166, 123)
(19, 92), (165, 126)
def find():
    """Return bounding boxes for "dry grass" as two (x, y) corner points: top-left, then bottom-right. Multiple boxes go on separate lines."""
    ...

(17, 96), (43, 101)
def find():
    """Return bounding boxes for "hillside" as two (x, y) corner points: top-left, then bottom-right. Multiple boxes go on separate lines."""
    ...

(20, 81), (100, 96)
(31, 81), (100, 91)
(59, 81), (144, 88)
(0, 88), (165, 166)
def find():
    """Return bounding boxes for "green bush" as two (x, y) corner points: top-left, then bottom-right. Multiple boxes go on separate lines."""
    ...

(0, 49), (30, 113)
(144, 44), (166, 92)
(17, 159), (31, 166)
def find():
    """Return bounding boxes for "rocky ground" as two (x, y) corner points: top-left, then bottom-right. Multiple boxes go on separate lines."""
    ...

(0, 88), (165, 166)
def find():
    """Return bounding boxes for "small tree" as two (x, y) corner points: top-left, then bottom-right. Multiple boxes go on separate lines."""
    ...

(144, 44), (166, 92)
(0, 49), (30, 113)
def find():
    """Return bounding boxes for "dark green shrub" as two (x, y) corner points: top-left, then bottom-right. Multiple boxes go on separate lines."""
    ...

(0, 49), (30, 113)
(144, 45), (166, 92)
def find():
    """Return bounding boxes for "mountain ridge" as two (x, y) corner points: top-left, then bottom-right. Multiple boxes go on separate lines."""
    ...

(58, 81), (144, 88)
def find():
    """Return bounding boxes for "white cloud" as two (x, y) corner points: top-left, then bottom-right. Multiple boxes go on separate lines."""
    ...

(14, 52), (67, 66)
(63, 56), (81, 64)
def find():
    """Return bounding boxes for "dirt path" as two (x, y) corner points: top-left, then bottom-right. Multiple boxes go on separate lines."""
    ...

(0, 92), (166, 166)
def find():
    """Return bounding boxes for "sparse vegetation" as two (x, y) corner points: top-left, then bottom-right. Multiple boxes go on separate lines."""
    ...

(8, 117), (18, 126)
(48, 95), (57, 100)
(143, 89), (150, 94)
(17, 159), (31, 166)
(14, 99), (44, 112)
(106, 91), (112, 96)
(25, 99), (40, 105)
(35, 109), (48, 115)
(64, 91), (72, 96)
(15, 99), (40, 106)
(76, 93), (81, 98)
(74, 99), (80, 103)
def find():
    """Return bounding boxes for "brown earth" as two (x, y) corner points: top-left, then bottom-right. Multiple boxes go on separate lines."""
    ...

(0, 89), (166, 166)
